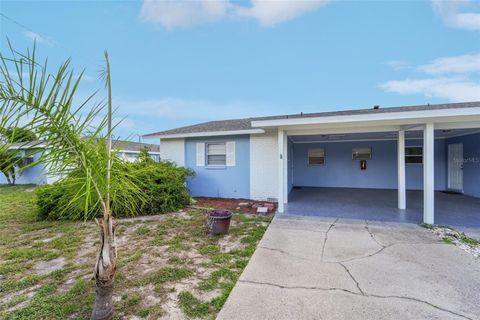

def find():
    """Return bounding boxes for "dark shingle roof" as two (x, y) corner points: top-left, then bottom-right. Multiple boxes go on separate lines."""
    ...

(112, 140), (160, 153)
(143, 118), (252, 137)
(143, 101), (480, 138)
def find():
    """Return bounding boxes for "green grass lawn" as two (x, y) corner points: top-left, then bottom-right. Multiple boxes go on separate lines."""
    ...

(0, 185), (272, 319)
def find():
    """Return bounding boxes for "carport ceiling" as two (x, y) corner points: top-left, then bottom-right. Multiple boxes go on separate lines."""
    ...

(289, 128), (480, 143)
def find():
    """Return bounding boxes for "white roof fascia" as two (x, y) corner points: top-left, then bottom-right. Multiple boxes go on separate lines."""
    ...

(8, 143), (47, 150)
(251, 107), (480, 128)
(120, 149), (161, 154)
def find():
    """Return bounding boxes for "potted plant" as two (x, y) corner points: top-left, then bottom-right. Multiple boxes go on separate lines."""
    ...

(205, 209), (232, 235)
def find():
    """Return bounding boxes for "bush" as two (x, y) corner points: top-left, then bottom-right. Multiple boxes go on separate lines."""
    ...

(36, 183), (78, 220)
(36, 159), (194, 220)
(132, 160), (194, 216)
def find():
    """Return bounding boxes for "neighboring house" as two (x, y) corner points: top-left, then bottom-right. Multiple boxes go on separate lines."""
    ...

(113, 140), (161, 162)
(0, 140), (160, 185)
(143, 101), (480, 224)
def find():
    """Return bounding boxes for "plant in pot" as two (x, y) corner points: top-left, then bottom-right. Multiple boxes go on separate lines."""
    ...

(205, 209), (232, 235)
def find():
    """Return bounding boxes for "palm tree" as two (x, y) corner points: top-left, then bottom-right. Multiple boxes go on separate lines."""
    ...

(0, 44), (145, 319)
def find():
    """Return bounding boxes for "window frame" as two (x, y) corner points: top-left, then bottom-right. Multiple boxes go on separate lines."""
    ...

(206, 142), (227, 167)
(307, 148), (326, 166)
(23, 156), (34, 166)
(352, 147), (372, 160)
(405, 146), (423, 165)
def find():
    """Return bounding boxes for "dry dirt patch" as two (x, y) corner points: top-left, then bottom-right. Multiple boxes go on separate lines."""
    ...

(1, 185), (272, 320)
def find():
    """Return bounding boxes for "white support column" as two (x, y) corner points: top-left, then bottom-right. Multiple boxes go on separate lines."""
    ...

(397, 130), (406, 210)
(277, 129), (285, 213)
(423, 123), (435, 224)
(283, 133), (288, 203)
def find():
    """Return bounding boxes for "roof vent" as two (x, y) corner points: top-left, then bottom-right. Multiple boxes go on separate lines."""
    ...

(373, 105), (380, 110)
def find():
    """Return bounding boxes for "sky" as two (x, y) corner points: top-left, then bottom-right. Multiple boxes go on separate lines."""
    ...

(1, 0), (480, 142)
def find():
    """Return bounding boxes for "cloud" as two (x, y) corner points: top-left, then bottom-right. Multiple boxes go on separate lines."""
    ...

(381, 77), (480, 101)
(381, 52), (480, 102)
(236, 0), (329, 26)
(140, 0), (329, 29)
(432, 0), (480, 31)
(418, 53), (480, 75)
(140, 0), (230, 29)
(23, 31), (53, 45)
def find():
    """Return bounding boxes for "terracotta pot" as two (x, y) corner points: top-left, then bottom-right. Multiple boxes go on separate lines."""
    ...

(207, 209), (232, 235)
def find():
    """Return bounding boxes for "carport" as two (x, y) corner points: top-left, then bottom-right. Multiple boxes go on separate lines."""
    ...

(249, 104), (480, 225)
(282, 129), (480, 227)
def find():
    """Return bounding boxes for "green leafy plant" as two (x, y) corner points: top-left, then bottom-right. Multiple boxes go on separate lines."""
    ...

(0, 43), (145, 319)
(35, 159), (193, 220)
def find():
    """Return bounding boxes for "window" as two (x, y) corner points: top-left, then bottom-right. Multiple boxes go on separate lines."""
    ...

(308, 148), (325, 165)
(207, 143), (226, 166)
(124, 152), (139, 162)
(352, 147), (372, 160)
(405, 146), (423, 164)
(23, 157), (34, 166)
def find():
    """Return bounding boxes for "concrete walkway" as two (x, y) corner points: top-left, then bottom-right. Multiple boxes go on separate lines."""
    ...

(218, 215), (480, 320)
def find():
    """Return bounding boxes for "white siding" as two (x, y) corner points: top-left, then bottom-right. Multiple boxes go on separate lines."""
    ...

(250, 132), (278, 201)
(160, 138), (185, 166)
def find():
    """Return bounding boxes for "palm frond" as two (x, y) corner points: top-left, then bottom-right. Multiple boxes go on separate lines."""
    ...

(0, 45), (146, 219)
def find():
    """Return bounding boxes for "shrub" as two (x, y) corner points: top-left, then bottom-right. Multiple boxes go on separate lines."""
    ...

(36, 158), (194, 220)
(132, 160), (194, 216)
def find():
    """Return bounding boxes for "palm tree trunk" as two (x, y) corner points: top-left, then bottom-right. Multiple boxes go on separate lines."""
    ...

(91, 217), (117, 320)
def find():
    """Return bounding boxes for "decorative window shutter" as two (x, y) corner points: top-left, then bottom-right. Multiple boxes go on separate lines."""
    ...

(226, 141), (236, 167)
(196, 143), (205, 167)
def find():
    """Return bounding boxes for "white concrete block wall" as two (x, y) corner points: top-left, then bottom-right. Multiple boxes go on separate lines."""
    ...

(250, 132), (278, 201)
(160, 138), (185, 166)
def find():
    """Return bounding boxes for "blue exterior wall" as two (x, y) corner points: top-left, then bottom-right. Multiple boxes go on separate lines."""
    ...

(287, 139), (294, 193)
(0, 150), (48, 185)
(185, 135), (250, 198)
(405, 139), (446, 190)
(445, 133), (480, 198)
(292, 139), (447, 191)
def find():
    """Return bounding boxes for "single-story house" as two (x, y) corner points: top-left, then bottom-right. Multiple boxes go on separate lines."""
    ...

(143, 101), (480, 226)
(0, 140), (161, 185)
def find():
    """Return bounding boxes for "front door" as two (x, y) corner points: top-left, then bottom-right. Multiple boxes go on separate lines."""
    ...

(448, 143), (463, 192)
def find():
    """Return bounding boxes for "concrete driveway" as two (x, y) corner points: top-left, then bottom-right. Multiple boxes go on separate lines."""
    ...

(218, 215), (480, 320)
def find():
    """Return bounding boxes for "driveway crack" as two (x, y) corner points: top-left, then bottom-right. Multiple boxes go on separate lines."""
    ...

(338, 245), (391, 263)
(239, 279), (472, 320)
(367, 294), (474, 320)
(321, 218), (338, 262)
(364, 220), (386, 248)
(238, 279), (359, 295)
(338, 262), (364, 295)
(258, 246), (311, 261)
